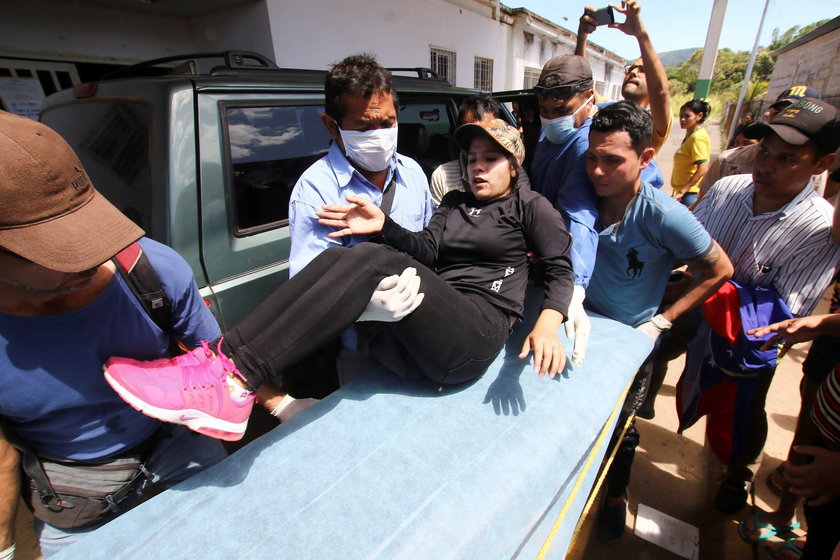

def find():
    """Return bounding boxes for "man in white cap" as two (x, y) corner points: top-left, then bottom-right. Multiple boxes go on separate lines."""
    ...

(0, 111), (227, 557)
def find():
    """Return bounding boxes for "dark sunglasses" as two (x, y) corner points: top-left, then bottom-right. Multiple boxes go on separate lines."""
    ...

(624, 64), (644, 75)
(533, 84), (577, 101)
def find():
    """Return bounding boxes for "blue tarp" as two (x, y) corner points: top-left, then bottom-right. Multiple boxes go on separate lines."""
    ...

(57, 298), (652, 560)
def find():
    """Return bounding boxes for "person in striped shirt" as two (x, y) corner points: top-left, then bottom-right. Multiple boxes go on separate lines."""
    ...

(642, 97), (840, 514)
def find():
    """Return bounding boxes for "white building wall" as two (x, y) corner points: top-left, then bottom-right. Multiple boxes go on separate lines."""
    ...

(191, 3), (276, 61)
(0, 0), (624, 95)
(261, 0), (625, 93)
(0, 0), (195, 63)
(264, 0), (510, 89)
(0, 0), (275, 65)
(769, 27), (840, 105)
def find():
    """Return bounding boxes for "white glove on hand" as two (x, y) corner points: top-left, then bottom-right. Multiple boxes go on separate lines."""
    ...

(564, 285), (591, 366)
(357, 267), (424, 322)
(636, 321), (662, 342)
(636, 314), (672, 342)
(0, 544), (14, 560)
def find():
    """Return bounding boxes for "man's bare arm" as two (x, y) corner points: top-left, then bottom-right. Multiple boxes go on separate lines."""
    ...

(612, 1), (671, 146)
(661, 241), (733, 323)
(574, 7), (598, 57)
(0, 434), (19, 552)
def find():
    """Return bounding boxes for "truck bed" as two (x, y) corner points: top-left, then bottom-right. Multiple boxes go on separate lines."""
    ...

(56, 293), (652, 559)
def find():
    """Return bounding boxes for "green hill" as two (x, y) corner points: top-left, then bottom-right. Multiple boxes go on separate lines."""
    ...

(659, 48), (700, 67)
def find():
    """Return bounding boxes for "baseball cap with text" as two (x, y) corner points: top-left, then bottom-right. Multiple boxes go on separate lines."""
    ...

(769, 84), (821, 110)
(745, 97), (840, 153)
(0, 111), (144, 272)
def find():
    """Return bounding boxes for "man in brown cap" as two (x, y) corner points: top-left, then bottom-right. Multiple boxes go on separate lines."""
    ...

(0, 111), (226, 557)
(644, 98), (840, 514)
(530, 54), (598, 368)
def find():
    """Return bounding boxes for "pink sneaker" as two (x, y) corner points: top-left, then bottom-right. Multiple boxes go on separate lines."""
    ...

(104, 340), (255, 441)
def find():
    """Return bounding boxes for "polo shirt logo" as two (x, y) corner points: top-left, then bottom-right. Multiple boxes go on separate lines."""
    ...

(468, 208), (481, 217)
(626, 246), (645, 278)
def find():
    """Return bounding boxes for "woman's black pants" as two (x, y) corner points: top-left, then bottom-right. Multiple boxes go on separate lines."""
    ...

(222, 244), (510, 389)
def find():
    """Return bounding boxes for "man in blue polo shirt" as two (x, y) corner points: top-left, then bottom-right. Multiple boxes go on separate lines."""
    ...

(264, 54), (433, 414)
(530, 54), (598, 366)
(584, 101), (733, 542)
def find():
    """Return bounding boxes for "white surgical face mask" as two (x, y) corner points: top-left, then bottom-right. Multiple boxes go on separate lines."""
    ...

(337, 124), (398, 172)
(540, 94), (594, 145)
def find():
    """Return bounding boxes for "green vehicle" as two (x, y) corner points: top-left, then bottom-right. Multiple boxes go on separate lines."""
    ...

(40, 51), (496, 330)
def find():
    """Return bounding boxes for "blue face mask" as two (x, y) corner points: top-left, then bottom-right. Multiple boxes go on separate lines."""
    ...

(540, 94), (594, 145)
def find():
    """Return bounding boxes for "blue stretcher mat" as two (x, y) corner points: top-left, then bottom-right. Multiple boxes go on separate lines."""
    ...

(57, 297), (652, 560)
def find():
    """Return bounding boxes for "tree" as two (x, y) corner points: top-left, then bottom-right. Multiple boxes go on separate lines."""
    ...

(768, 19), (830, 52)
(665, 19), (827, 97)
(667, 48), (774, 98)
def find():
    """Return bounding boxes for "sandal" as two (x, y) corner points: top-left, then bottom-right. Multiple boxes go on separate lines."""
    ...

(738, 511), (800, 544)
(767, 537), (804, 560)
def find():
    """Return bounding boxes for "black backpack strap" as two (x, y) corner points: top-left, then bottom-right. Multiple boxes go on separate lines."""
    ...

(113, 243), (171, 332)
(112, 243), (181, 355)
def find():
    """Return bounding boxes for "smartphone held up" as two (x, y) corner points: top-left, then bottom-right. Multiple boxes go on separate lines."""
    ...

(591, 6), (615, 26)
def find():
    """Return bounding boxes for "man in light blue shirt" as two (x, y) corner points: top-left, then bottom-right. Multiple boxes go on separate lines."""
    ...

(269, 54), (433, 412)
(290, 143), (432, 275)
(289, 54), (433, 277)
(584, 101), (732, 543)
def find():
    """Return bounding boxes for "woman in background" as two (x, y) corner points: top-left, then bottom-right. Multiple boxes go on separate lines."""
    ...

(671, 99), (711, 207)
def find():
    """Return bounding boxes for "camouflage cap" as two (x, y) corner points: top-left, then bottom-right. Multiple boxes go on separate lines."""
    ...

(453, 119), (525, 166)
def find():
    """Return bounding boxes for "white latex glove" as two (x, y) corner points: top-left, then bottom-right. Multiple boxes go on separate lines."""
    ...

(357, 267), (424, 322)
(564, 285), (591, 366)
(635, 321), (662, 342)
(0, 544), (14, 560)
(636, 314), (672, 342)
(270, 394), (319, 423)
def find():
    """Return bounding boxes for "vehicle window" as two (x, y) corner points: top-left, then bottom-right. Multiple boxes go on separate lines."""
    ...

(397, 101), (456, 178)
(225, 104), (329, 233)
(41, 101), (153, 236)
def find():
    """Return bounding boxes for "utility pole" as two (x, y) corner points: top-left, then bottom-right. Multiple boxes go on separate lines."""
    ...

(694, 0), (728, 99)
(727, 0), (771, 145)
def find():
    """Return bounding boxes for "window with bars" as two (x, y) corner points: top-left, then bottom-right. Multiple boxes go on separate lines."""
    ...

(595, 80), (606, 97)
(523, 66), (541, 89)
(430, 47), (456, 85)
(473, 57), (493, 91)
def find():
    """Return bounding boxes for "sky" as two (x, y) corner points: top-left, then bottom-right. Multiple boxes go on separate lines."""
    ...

(511, 0), (839, 60)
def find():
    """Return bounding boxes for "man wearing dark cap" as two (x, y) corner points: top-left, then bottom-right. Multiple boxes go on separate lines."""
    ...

(645, 97), (840, 513)
(530, 54), (598, 366)
(699, 85), (826, 194)
(0, 111), (227, 557)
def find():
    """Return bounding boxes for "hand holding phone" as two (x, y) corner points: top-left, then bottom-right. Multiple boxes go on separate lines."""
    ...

(591, 6), (615, 26)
